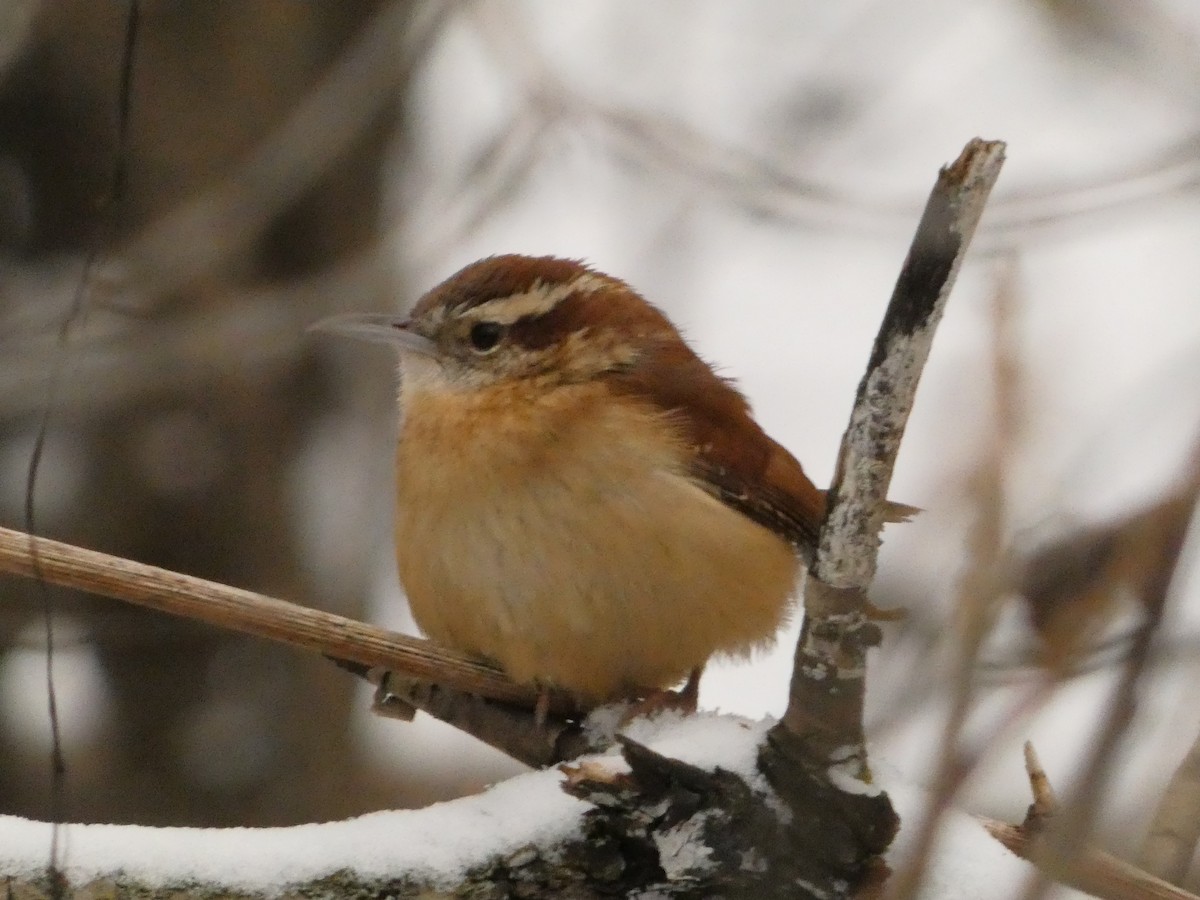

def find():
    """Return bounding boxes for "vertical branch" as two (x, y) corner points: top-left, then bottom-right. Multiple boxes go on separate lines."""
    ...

(781, 139), (1007, 760)
(758, 138), (1005, 900)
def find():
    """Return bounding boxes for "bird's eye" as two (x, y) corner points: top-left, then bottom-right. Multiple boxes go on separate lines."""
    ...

(468, 321), (504, 353)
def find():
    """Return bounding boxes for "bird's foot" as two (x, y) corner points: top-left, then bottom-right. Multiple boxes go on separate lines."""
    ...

(534, 685), (552, 727)
(619, 665), (703, 724)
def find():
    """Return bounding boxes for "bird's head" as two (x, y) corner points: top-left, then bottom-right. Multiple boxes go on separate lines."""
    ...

(315, 254), (680, 392)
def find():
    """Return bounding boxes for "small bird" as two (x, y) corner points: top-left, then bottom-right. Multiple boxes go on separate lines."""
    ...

(320, 255), (898, 709)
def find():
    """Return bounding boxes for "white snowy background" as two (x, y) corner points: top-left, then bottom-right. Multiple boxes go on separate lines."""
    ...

(3, 0), (1200, 894)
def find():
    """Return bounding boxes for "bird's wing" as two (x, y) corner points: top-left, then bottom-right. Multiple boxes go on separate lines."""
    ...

(689, 442), (826, 553)
(610, 339), (827, 553)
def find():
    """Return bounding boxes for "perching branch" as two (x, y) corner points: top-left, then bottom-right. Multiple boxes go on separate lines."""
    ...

(0, 525), (578, 719)
(353, 667), (599, 768)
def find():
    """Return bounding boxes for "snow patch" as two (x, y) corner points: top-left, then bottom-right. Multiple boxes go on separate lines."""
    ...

(0, 768), (587, 892)
(622, 711), (774, 786)
(653, 811), (717, 880)
(0, 718), (1094, 898)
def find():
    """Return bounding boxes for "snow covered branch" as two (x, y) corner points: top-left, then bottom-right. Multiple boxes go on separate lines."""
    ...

(0, 717), (1083, 900)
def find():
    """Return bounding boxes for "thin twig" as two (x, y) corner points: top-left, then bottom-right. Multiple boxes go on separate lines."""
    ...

(1024, 741), (1060, 823)
(0, 525), (579, 718)
(980, 818), (1200, 900)
(366, 671), (599, 767)
(976, 740), (1200, 900)
(1139, 722), (1200, 884)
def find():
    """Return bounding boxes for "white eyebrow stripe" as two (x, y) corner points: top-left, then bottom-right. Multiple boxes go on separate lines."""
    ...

(471, 273), (609, 324)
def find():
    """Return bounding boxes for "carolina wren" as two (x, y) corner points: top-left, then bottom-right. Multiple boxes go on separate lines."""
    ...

(320, 255), (898, 707)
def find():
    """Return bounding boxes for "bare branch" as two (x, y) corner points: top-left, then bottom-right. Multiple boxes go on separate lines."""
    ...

(978, 739), (1200, 900)
(753, 138), (1005, 900)
(1139, 722), (1200, 884)
(362, 669), (599, 768)
(981, 818), (1200, 900)
(0, 525), (580, 718)
(818, 139), (1005, 590)
(778, 138), (1006, 761)
(890, 259), (1025, 898)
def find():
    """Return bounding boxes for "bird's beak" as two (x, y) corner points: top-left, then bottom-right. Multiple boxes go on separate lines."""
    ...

(309, 313), (439, 358)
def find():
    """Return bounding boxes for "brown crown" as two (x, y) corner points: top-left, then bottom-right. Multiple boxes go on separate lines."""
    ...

(412, 254), (593, 318)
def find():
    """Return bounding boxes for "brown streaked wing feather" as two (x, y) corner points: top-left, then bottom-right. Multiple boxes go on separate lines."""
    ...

(692, 440), (827, 553)
(609, 338), (826, 552)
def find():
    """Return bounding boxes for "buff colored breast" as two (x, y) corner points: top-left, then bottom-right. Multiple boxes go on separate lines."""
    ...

(394, 378), (800, 702)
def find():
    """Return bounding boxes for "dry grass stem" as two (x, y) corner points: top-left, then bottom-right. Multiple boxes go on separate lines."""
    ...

(978, 739), (1200, 900)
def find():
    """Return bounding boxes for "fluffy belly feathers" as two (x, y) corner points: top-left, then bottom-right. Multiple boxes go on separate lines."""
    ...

(394, 381), (799, 701)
